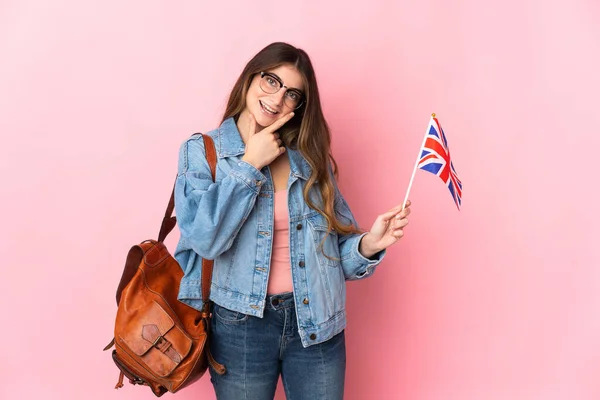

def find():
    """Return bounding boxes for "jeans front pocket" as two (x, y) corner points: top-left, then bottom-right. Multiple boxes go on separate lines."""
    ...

(213, 303), (249, 324)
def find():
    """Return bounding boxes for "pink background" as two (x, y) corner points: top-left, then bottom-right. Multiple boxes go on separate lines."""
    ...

(1, 1), (599, 399)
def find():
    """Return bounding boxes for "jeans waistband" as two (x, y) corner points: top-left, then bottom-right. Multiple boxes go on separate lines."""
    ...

(266, 291), (294, 310)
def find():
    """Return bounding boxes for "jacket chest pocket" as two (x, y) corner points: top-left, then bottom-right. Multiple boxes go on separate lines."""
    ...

(307, 216), (341, 267)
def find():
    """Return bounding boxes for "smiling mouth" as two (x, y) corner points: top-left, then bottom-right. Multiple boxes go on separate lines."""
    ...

(260, 100), (279, 115)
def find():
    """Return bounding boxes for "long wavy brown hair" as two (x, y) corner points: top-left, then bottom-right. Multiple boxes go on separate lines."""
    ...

(222, 42), (361, 237)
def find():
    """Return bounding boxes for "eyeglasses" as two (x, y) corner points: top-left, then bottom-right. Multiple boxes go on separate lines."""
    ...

(259, 72), (305, 110)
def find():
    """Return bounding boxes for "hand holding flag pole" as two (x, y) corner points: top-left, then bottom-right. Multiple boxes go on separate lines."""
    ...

(356, 113), (461, 259)
(402, 113), (462, 211)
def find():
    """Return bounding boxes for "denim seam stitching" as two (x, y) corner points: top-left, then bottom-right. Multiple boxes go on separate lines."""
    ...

(279, 307), (287, 360)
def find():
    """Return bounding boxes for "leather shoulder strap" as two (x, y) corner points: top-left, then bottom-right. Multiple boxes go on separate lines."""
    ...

(156, 133), (217, 310)
(199, 135), (217, 307)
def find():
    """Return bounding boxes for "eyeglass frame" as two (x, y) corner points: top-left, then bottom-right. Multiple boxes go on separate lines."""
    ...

(258, 71), (305, 110)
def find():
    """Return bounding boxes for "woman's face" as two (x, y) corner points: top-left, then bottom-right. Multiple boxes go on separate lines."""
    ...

(244, 64), (305, 129)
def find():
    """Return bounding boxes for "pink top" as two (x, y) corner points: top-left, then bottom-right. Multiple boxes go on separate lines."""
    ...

(267, 190), (293, 294)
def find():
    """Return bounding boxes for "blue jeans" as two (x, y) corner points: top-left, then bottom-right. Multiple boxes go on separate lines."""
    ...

(208, 292), (346, 400)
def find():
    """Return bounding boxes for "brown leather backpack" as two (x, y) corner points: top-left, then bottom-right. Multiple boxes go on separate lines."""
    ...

(104, 134), (225, 397)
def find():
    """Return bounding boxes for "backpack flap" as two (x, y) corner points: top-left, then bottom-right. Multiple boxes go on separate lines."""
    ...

(119, 300), (192, 377)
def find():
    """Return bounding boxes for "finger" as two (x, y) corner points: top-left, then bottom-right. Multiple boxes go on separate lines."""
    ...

(394, 218), (409, 229)
(395, 207), (411, 220)
(380, 204), (405, 222)
(265, 112), (294, 132)
(273, 132), (280, 140)
(276, 139), (282, 147)
(390, 217), (409, 232)
(388, 228), (404, 238)
(379, 209), (400, 223)
(248, 113), (257, 136)
(399, 200), (411, 212)
(386, 203), (404, 215)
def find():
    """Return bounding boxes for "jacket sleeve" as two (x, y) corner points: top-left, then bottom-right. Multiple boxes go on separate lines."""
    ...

(332, 173), (386, 281)
(175, 136), (265, 259)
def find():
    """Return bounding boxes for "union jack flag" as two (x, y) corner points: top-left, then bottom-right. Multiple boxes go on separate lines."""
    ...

(417, 116), (463, 210)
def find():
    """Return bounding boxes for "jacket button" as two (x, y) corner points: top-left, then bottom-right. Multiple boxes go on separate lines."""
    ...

(296, 223), (302, 230)
(303, 298), (309, 305)
(310, 333), (316, 340)
(298, 261), (305, 267)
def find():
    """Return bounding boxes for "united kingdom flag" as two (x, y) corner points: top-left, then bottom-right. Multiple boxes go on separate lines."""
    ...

(417, 116), (463, 210)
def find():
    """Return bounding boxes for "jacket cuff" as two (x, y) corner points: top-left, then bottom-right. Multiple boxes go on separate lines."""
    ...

(345, 232), (386, 279)
(229, 160), (267, 193)
(355, 232), (386, 263)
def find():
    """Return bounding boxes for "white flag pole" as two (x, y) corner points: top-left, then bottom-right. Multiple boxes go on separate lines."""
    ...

(402, 113), (435, 211)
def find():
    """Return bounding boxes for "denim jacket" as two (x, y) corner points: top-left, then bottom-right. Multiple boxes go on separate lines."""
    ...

(174, 117), (386, 347)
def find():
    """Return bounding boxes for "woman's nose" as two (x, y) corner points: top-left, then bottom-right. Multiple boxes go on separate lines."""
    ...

(272, 90), (286, 106)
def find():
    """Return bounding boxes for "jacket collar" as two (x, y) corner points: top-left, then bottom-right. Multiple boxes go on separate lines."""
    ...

(217, 117), (312, 180)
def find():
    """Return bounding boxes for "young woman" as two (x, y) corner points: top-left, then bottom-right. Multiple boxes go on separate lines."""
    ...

(174, 42), (411, 400)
